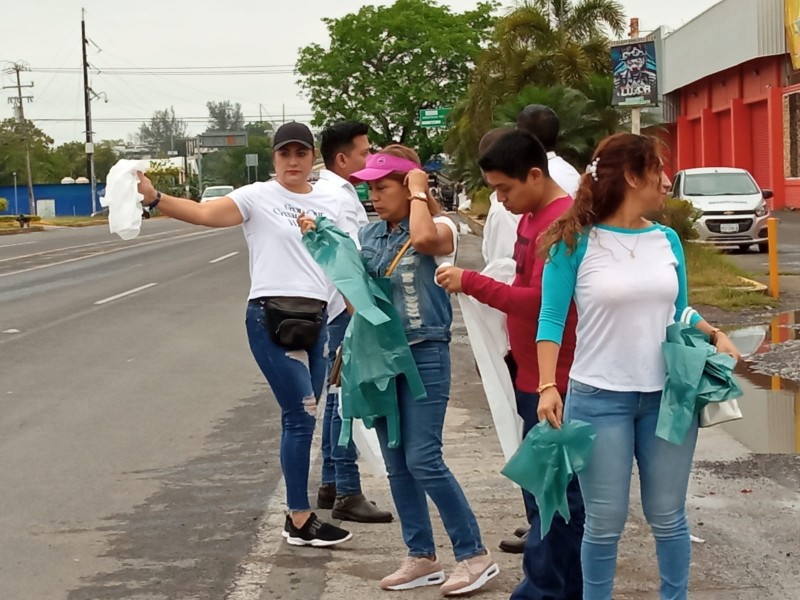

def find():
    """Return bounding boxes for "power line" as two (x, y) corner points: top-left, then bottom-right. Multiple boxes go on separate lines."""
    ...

(30, 65), (296, 76)
(33, 114), (315, 123)
(32, 64), (295, 70)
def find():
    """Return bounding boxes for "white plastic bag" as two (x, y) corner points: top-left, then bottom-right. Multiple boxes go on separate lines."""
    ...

(457, 257), (523, 462)
(335, 389), (387, 478)
(101, 159), (150, 240)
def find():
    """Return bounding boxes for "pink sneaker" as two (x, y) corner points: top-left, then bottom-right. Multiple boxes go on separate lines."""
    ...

(380, 556), (446, 591)
(440, 551), (499, 596)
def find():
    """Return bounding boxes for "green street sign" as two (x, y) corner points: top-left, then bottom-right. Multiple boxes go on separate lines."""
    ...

(419, 107), (452, 128)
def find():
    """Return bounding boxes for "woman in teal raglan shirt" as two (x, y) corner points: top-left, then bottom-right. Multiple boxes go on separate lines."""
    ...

(534, 134), (741, 600)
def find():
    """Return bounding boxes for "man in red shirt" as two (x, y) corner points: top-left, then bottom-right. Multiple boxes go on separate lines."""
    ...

(437, 130), (583, 599)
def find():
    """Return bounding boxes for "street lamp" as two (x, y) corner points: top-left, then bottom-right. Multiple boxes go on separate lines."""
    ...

(12, 171), (18, 214)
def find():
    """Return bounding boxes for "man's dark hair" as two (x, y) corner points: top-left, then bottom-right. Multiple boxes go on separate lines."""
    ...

(320, 121), (370, 169)
(478, 127), (514, 156)
(478, 130), (550, 181)
(516, 105), (559, 152)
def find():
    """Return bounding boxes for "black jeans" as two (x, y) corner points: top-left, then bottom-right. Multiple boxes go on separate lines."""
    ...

(510, 388), (584, 600)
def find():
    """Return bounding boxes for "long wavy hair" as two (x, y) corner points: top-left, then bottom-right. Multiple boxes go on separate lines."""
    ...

(380, 144), (442, 216)
(539, 133), (664, 256)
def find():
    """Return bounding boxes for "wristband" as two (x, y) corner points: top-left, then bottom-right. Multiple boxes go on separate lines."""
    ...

(537, 382), (558, 394)
(147, 191), (162, 210)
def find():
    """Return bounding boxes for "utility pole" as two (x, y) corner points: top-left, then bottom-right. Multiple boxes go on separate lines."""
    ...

(81, 9), (98, 214)
(2, 62), (36, 215)
(629, 17), (642, 135)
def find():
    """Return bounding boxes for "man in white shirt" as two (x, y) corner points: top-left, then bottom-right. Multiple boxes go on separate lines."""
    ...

(314, 122), (393, 524)
(517, 104), (581, 198)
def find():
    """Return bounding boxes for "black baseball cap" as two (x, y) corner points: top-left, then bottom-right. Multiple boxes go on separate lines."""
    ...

(272, 122), (315, 150)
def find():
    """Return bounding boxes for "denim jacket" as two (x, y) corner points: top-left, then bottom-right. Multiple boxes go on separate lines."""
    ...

(359, 219), (452, 344)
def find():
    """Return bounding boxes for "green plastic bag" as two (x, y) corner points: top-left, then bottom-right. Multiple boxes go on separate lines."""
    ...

(302, 217), (389, 327)
(656, 322), (743, 445)
(303, 217), (426, 449)
(501, 420), (596, 538)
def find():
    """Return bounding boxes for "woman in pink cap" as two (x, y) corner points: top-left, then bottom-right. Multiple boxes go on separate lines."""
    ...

(304, 144), (498, 595)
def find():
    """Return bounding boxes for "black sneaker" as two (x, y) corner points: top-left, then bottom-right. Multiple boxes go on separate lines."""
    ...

(285, 512), (353, 547)
(281, 515), (291, 539)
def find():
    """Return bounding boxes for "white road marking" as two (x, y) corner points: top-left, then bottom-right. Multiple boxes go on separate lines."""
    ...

(3, 329), (21, 334)
(94, 283), (158, 305)
(0, 241), (37, 248)
(0, 227), (209, 264)
(0, 229), (219, 278)
(209, 251), (239, 264)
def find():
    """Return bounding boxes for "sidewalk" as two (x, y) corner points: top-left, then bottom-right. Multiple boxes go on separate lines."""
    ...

(248, 232), (799, 600)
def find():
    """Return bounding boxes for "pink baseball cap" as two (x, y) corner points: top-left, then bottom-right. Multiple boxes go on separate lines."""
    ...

(349, 153), (420, 183)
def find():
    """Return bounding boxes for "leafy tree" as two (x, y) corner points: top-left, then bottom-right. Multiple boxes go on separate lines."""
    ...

(296, 0), (496, 162)
(0, 118), (59, 185)
(447, 0), (625, 174)
(137, 107), (187, 156)
(494, 85), (601, 167)
(93, 142), (119, 183)
(51, 140), (119, 182)
(206, 101), (245, 132)
(0, 198), (7, 212)
(51, 141), (85, 179)
(146, 162), (184, 197)
(202, 122), (274, 187)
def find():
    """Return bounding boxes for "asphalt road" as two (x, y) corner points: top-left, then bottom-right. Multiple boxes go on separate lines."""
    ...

(728, 209), (800, 275)
(1, 220), (284, 599)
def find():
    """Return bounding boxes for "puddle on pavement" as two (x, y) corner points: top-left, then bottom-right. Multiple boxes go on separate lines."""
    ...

(725, 310), (800, 454)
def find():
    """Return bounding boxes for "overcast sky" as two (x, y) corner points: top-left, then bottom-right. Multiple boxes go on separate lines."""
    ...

(0, 0), (722, 145)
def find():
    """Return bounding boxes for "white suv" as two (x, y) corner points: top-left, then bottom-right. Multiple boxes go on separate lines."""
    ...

(200, 185), (234, 203)
(669, 167), (771, 253)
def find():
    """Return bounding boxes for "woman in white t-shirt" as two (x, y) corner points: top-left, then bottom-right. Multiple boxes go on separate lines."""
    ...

(302, 145), (499, 595)
(136, 122), (352, 548)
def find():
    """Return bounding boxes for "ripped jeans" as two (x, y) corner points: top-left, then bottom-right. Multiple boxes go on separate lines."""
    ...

(245, 300), (329, 512)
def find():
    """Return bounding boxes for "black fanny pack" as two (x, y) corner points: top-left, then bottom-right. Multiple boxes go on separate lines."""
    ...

(260, 297), (326, 350)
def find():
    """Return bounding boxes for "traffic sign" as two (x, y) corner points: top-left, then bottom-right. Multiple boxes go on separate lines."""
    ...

(419, 108), (452, 128)
(199, 131), (248, 148)
(245, 153), (259, 167)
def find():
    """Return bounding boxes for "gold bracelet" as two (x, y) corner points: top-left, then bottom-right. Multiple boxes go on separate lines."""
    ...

(537, 382), (558, 394)
(709, 327), (721, 344)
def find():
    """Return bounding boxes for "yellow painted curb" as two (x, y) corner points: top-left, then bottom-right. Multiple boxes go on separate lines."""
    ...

(735, 276), (768, 292)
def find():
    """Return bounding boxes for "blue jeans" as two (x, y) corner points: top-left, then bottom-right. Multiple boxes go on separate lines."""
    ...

(245, 300), (329, 512)
(320, 311), (362, 496)
(375, 341), (485, 561)
(511, 390), (584, 600)
(565, 380), (699, 600)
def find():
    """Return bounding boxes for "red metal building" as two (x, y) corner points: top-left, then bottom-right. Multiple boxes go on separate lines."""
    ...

(661, 0), (800, 209)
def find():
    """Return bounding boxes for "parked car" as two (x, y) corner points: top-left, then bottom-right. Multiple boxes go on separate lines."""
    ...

(669, 167), (771, 252)
(200, 185), (235, 203)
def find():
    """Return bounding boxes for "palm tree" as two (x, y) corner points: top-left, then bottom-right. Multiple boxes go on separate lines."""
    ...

(446, 0), (626, 178)
(494, 84), (599, 167)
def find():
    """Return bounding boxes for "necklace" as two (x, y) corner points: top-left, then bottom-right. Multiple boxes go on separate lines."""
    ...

(610, 232), (641, 258)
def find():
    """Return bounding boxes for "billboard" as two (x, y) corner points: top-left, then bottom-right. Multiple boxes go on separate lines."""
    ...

(611, 40), (658, 107)
(786, 0), (800, 70)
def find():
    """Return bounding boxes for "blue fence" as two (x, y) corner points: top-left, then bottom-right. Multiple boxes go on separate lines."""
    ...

(0, 183), (106, 217)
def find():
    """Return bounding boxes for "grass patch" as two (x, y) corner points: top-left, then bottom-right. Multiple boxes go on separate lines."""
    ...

(685, 243), (776, 310)
(38, 216), (107, 227)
